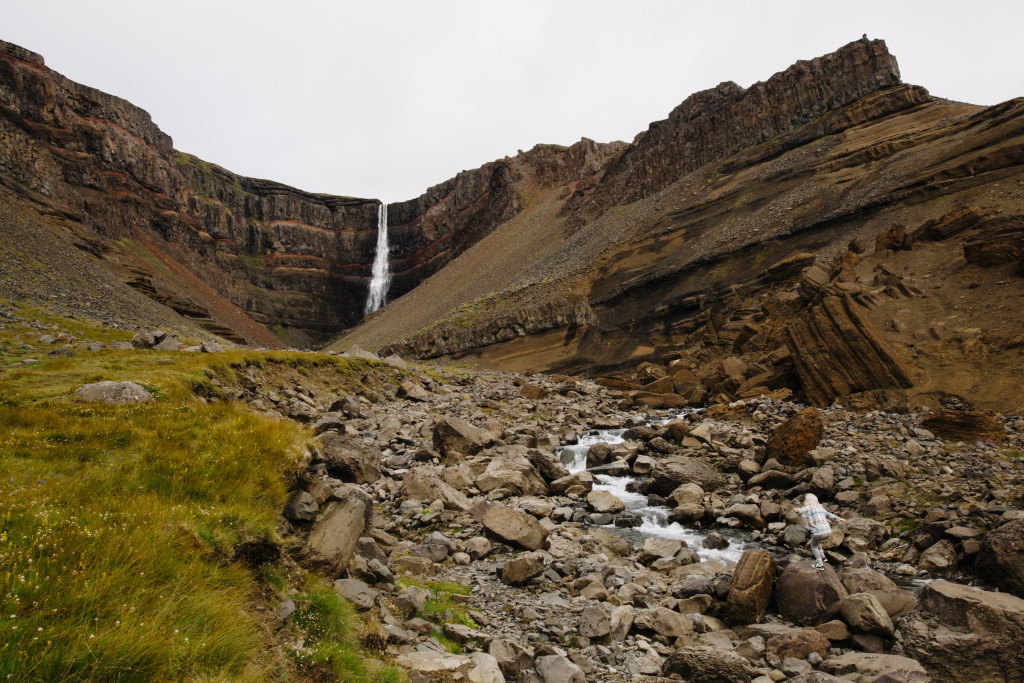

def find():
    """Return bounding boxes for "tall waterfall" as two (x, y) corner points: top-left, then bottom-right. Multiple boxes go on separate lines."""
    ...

(364, 202), (391, 314)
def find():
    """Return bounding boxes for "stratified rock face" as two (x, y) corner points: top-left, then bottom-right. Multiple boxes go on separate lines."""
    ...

(0, 39), (380, 344)
(786, 295), (912, 406)
(565, 37), (902, 224)
(898, 579), (1024, 682)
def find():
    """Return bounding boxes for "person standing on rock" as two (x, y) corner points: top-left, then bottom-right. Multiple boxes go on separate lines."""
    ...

(795, 493), (845, 570)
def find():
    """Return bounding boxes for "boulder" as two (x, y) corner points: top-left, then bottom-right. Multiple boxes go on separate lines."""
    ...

(303, 487), (370, 577)
(638, 538), (684, 565)
(489, 638), (533, 679)
(898, 579), (1024, 682)
(534, 654), (584, 683)
(549, 471), (594, 495)
(838, 567), (897, 594)
(501, 551), (545, 585)
(586, 489), (625, 513)
(591, 528), (630, 558)
(765, 628), (830, 664)
(283, 491), (318, 522)
(579, 606), (610, 638)
(765, 407), (823, 466)
(466, 536), (493, 560)
(475, 447), (548, 496)
(661, 646), (755, 682)
(727, 550), (777, 625)
(776, 560), (849, 625)
(976, 519), (1024, 598)
(609, 604), (634, 641)
(649, 607), (693, 637)
(333, 578), (377, 610)
(482, 505), (549, 550)
(648, 456), (725, 496)
(398, 380), (433, 402)
(433, 416), (493, 456)
(820, 652), (928, 682)
(918, 538), (957, 573)
(396, 651), (505, 683)
(921, 407), (1006, 443)
(75, 381), (153, 404)
(402, 466), (473, 511)
(524, 449), (569, 482)
(839, 593), (894, 637)
(318, 433), (382, 484)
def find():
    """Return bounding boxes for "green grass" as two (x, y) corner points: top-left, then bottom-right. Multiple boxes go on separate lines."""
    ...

(0, 319), (407, 682)
(289, 583), (403, 682)
(395, 579), (476, 629)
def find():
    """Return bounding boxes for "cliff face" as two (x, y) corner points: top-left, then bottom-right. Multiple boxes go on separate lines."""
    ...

(0, 38), (629, 345)
(350, 38), (1024, 411)
(563, 38), (904, 226)
(0, 39), (389, 344)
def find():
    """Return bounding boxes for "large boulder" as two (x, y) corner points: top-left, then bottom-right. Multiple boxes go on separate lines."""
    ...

(402, 466), (473, 511)
(820, 652), (929, 682)
(501, 551), (545, 585)
(534, 654), (585, 683)
(661, 646), (755, 682)
(838, 567), (897, 594)
(475, 447), (548, 496)
(921, 407), (1006, 444)
(586, 489), (625, 513)
(75, 381), (153, 404)
(765, 628), (830, 665)
(898, 579), (1024, 682)
(648, 456), (725, 496)
(775, 560), (849, 625)
(396, 651), (505, 683)
(976, 519), (1024, 598)
(579, 606), (610, 638)
(317, 433), (381, 484)
(302, 486), (371, 577)
(433, 416), (494, 456)
(765, 407), (823, 466)
(727, 550), (777, 625)
(840, 593), (894, 637)
(482, 505), (549, 550)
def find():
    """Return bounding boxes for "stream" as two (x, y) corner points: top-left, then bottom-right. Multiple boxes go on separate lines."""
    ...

(557, 420), (750, 564)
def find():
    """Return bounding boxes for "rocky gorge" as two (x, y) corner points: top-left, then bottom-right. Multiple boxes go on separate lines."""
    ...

(157, 340), (1021, 683)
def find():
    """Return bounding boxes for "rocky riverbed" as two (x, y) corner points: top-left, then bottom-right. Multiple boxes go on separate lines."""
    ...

(250, 349), (1024, 683)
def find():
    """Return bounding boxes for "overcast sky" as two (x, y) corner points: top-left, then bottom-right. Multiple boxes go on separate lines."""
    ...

(6, 1), (1024, 202)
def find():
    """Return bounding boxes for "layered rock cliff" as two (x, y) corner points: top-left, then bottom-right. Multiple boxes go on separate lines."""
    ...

(347, 37), (1024, 411)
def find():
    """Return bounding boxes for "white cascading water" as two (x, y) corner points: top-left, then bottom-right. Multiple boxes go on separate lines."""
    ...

(364, 202), (390, 315)
(559, 418), (746, 563)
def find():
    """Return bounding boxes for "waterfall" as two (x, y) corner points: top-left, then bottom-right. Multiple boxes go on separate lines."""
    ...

(364, 202), (390, 315)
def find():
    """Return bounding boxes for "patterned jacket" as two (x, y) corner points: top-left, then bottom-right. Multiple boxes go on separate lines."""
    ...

(797, 503), (842, 536)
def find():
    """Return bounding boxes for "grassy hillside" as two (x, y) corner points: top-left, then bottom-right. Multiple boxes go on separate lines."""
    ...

(0, 312), (403, 681)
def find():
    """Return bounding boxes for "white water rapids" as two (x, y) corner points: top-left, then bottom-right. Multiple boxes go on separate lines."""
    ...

(558, 420), (747, 563)
(364, 202), (390, 315)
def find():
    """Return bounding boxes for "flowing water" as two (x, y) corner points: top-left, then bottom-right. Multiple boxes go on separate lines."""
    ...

(559, 420), (749, 563)
(364, 202), (390, 315)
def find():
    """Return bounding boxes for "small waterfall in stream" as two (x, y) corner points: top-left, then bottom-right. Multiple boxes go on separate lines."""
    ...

(364, 202), (390, 315)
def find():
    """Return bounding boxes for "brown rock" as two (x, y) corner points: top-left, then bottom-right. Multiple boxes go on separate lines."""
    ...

(501, 550), (545, 585)
(976, 519), (1024, 599)
(727, 550), (777, 625)
(785, 295), (913, 407)
(765, 628), (830, 664)
(839, 593), (894, 637)
(303, 487), (370, 577)
(921, 407), (1006, 444)
(874, 223), (912, 252)
(899, 579), (1024, 682)
(648, 456), (725, 495)
(318, 433), (382, 484)
(662, 646), (755, 682)
(482, 504), (549, 550)
(820, 652), (928, 682)
(776, 560), (849, 625)
(765, 407), (824, 467)
(433, 416), (493, 456)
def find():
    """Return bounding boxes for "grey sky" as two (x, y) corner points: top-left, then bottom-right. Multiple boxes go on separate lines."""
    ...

(6, 1), (1024, 203)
